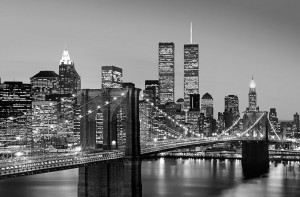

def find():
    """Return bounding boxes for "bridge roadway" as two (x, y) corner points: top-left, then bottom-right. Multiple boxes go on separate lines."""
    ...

(0, 151), (124, 180)
(140, 136), (288, 155)
(0, 136), (292, 179)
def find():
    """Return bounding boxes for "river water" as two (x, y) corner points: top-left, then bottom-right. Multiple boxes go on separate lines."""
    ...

(0, 158), (300, 197)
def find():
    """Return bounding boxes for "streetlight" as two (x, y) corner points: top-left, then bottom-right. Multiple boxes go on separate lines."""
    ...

(112, 140), (116, 149)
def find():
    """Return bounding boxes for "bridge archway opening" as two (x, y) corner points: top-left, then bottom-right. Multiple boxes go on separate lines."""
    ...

(79, 88), (141, 157)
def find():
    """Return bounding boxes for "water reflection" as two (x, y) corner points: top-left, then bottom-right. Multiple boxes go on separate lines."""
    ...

(0, 159), (300, 197)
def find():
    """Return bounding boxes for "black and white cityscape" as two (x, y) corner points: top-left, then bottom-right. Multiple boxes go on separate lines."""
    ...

(1, 0), (300, 197)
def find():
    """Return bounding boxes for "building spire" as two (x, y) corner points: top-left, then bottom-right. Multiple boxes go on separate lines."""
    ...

(60, 48), (73, 65)
(190, 22), (193, 44)
(249, 75), (256, 89)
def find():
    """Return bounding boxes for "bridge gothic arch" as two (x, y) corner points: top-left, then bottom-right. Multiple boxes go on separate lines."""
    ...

(79, 87), (141, 157)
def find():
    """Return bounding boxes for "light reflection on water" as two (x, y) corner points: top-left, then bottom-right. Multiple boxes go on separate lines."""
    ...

(0, 159), (300, 197)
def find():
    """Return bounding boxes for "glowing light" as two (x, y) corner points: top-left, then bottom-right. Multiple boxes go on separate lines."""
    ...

(121, 93), (125, 96)
(15, 152), (23, 157)
(105, 101), (109, 105)
(113, 97), (117, 100)
(97, 106), (101, 109)
(249, 77), (256, 89)
(88, 110), (92, 113)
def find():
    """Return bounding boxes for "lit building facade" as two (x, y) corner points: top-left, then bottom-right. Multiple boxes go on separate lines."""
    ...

(101, 66), (122, 88)
(184, 44), (199, 110)
(248, 76), (257, 111)
(32, 101), (58, 137)
(225, 95), (239, 115)
(30, 71), (59, 101)
(201, 93), (213, 118)
(158, 42), (175, 104)
(59, 49), (81, 95)
(0, 81), (32, 123)
(45, 94), (76, 137)
(145, 80), (159, 105)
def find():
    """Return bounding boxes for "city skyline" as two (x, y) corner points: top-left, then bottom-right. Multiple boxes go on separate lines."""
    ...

(0, 0), (300, 120)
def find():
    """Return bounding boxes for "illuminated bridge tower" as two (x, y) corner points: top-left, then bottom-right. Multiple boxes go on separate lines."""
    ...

(184, 22), (199, 110)
(158, 42), (175, 104)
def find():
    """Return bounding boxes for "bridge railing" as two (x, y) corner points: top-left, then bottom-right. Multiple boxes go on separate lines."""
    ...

(0, 151), (124, 177)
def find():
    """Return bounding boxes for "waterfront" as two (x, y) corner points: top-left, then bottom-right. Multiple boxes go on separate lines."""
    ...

(0, 158), (300, 197)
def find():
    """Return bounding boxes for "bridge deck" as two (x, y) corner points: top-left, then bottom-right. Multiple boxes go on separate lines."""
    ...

(0, 151), (123, 180)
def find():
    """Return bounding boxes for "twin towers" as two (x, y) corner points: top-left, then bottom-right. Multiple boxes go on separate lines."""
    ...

(158, 22), (199, 110)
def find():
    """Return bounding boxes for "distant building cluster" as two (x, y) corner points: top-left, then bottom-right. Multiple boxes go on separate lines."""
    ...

(0, 49), (81, 148)
(1, 23), (299, 149)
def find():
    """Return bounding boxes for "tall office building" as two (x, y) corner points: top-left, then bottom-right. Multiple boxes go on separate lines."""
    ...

(201, 93), (213, 118)
(225, 95), (239, 114)
(158, 42), (175, 104)
(189, 94), (200, 111)
(184, 22), (199, 109)
(30, 70), (59, 101)
(59, 49), (81, 94)
(248, 76), (257, 111)
(101, 66), (123, 88)
(269, 108), (278, 122)
(145, 80), (159, 105)
(0, 81), (32, 124)
(294, 113), (299, 130)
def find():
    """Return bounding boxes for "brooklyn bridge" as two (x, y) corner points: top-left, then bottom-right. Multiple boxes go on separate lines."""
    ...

(0, 86), (298, 184)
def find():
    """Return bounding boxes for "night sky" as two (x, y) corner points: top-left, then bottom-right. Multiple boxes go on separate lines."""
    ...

(0, 0), (299, 120)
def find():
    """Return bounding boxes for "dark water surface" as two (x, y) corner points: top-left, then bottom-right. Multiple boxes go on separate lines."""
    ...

(1, 158), (300, 197)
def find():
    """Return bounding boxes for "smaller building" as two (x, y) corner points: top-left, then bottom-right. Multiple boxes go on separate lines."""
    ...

(101, 66), (123, 88)
(201, 93), (213, 118)
(30, 70), (59, 101)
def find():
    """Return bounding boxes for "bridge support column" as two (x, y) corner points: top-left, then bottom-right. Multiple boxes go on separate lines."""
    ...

(242, 141), (269, 177)
(78, 159), (141, 197)
(123, 157), (142, 197)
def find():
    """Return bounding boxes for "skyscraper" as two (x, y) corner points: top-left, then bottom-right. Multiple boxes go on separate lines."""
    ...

(101, 66), (123, 88)
(201, 93), (213, 118)
(145, 80), (159, 105)
(184, 22), (199, 110)
(294, 112), (299, 130)
(158, 42), (175, 104)
(225, 95), (239, 114)
(269, 108), (278, 122)
(248, 76), (257, 111)
(30, 70), (59, 101)
(59, 49), (81, 95)
(189, 94), (200, 111)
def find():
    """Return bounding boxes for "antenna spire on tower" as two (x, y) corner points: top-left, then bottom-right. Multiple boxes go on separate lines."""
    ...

(190, 22), (193, 44)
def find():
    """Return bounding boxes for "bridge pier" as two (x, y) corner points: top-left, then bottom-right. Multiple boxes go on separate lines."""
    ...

(78, 159), (141, 197)
(242, 141), (269, 177)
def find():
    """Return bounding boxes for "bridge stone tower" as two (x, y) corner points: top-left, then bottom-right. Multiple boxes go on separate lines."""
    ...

(79, 87), (141, 157)
(242, 111), (270, 177)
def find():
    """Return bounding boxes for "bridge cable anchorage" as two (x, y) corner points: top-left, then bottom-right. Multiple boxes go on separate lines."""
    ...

(240, 113), (265, 137)
(77, 91), (128, 120)
(142, 99), (200, 137)
(139, 110), (181, 140)
(220, 115), (242, 136)
(267, 117), (281, 140)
